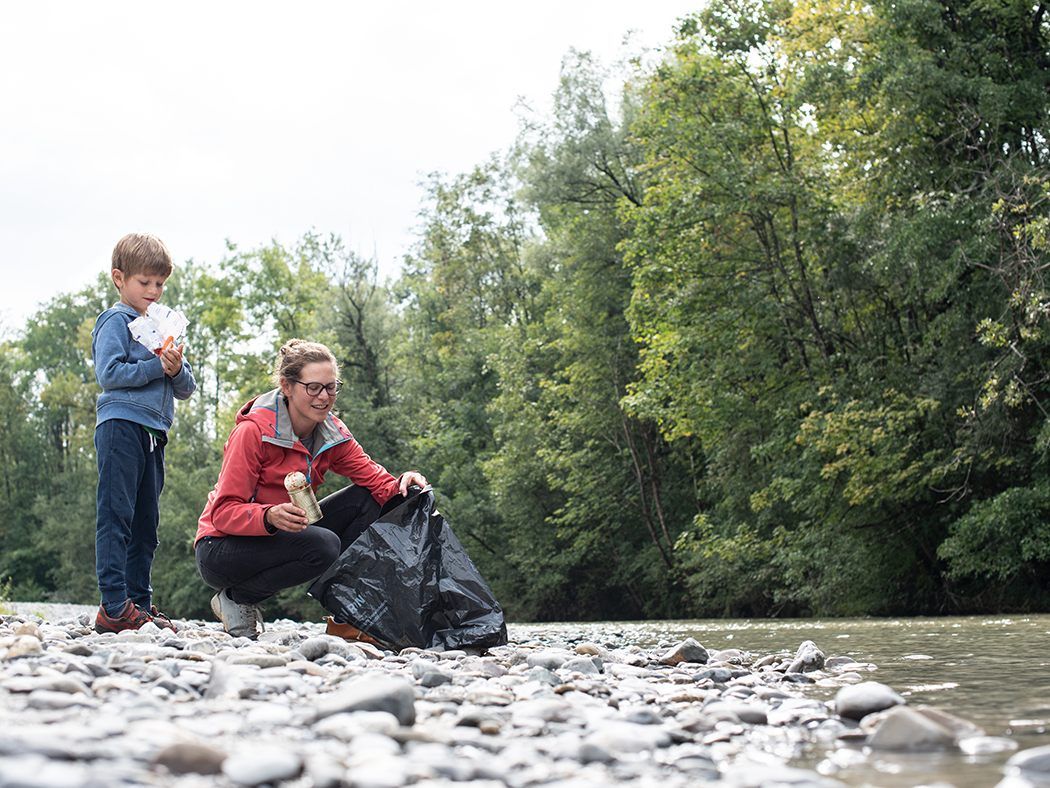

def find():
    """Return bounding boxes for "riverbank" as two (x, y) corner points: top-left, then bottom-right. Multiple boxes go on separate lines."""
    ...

(1, 605), (1048, 787)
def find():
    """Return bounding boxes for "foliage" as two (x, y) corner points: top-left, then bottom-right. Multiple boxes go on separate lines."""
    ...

(2, 0), (1049, 620)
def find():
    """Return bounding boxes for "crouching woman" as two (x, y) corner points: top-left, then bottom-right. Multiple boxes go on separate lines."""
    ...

(194, 339), (426, 638)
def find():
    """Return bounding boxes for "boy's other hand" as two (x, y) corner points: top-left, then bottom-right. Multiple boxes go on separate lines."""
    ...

(265, 503), (309, 532)
(160, 343), (184, 377)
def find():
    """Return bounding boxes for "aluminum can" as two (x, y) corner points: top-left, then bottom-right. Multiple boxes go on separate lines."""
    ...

(284, 471), (323, 524)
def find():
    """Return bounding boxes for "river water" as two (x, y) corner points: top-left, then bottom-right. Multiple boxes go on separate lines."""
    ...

(513, 615), (1050, 787)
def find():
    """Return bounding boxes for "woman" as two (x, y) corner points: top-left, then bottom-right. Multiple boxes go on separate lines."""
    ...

(195, 339), (427, 638)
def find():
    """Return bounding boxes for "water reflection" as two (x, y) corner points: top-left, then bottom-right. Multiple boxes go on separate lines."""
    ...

(512, 615), (1050, 786)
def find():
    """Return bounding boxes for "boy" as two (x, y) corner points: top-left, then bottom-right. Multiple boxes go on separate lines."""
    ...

(91, 233), (197, 633)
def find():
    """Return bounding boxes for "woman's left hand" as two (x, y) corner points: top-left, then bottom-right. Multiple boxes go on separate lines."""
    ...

(399, 471), (428, 496)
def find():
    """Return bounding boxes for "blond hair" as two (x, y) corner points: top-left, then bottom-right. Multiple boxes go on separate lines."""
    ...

(111, 233), (173, 277)
(273, 339), (338, 387)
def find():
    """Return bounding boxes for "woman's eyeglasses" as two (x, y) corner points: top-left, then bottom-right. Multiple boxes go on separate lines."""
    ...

(292, 380), (343, 397)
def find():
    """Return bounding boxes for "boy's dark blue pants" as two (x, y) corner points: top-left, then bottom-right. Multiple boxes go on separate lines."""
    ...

(95, 419), (165, 616)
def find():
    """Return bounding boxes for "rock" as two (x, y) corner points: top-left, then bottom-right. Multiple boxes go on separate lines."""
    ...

(835, 681), (905, 720)
(693, 667), (734, 683)
(526, 650), (570, 670)
(225, 653), (287, 668)
(1006, 744), (1050, 778)
(705, 700), (769, 725)
(222, 748), (302, 785)
(311, 675), (416, 726)
(560, 656), (601, 675)
(152, 742), (227, 775)
(786, 640), (825, 673)
(5, 636), (44, 659)
(584, 720), (671, 752)
(868, 706), (958, 750)
(12, 622), (42, 639)
(657, 637), (709, 666)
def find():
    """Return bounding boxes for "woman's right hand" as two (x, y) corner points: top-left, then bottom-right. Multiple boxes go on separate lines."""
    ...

(265, 503), (310, 532)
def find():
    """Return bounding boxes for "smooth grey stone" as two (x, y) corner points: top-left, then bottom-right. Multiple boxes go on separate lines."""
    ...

(1008, 744), (1050, 775)
(835, 681), (905, 720)
(585, 720), (671, 752)
(312, 675), (416, 726)
(526, 650), (570, 670)
(560, 656), (601, 675)
(222, 748), (302, 786)
(296, 636), (333, 661)
(622, 707), (663, 725)
(312, 711), (401, 741)
(753, 653), (786, 668)
(152, 742), (227, 775)
(706, 700), (769, 725)
(868, 706), (958, 750)
(420, 670), (452, 688)
(578, 741), (616, 763)
(824, 655), (861, 670)
(693, 667), (734, 683)
(225, 653), (287, 668)
(526, 666), (560, 685)
(658, 638), (709, 666)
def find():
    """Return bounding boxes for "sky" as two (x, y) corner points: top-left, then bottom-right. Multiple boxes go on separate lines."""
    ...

(0, 1), (698, 332)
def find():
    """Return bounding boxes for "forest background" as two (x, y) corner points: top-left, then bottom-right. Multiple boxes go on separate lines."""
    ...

(2, 0), (1048, 622)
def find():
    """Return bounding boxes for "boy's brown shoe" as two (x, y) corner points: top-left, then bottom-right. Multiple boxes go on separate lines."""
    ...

(94, 599), (153, 634)
(148, 606), (177, 632)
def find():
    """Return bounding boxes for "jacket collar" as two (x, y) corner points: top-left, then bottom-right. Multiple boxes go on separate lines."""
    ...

(248, 388), (349, 454)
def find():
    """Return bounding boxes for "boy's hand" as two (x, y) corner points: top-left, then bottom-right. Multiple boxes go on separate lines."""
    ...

(160, 343), (184, 377)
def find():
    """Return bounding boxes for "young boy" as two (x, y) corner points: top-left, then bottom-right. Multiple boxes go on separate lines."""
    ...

(91, 233), (197, 633)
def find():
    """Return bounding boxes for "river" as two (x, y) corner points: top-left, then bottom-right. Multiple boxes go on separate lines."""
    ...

(513, 615), (1050, 786)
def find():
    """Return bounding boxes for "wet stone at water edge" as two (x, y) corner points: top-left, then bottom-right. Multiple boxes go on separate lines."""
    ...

(0, 604), (1043, 786)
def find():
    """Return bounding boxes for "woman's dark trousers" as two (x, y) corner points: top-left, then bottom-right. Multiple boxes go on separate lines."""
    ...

(195, 484), (380, 605)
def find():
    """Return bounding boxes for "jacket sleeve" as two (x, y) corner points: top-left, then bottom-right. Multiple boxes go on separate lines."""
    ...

(329, 437), (400, 506)
(93, 312), (165, 390)
(172, 359), (197, 400)
(207, 421), (273, 537)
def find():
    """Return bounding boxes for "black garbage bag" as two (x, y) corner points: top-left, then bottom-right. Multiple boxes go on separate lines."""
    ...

(308, 488), (508, 651)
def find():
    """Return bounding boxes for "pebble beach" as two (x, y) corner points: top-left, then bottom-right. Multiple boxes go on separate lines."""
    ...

(1, 603), (1048, 787)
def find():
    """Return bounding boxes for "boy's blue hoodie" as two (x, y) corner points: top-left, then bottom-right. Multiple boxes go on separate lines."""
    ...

(92, 303), (197, 432)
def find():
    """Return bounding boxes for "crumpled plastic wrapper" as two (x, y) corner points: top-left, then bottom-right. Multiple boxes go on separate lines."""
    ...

(128, 303), (189, 355)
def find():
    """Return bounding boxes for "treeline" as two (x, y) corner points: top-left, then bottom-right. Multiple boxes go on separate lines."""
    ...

(3, 0), (1049, 621)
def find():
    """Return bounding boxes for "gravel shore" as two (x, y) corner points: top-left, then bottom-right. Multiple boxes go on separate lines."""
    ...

(1, 603), (1048, 787)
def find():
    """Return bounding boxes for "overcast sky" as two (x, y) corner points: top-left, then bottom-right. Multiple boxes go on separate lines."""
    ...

(0, 1), (697, 332)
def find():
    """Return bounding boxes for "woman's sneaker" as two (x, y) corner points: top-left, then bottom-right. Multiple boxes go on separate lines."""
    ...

(210, 589), (261, 639)
(94, 599), (153, 634)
